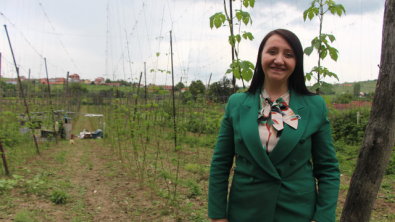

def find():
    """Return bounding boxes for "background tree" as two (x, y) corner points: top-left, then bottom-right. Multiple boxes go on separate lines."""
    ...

(353, 83), (361, 98)
(340, 0), (395, 221)
(332, 93), (353, 104)
(209, 77), (234, 97)
(303, 0), (346, 93)
(189, 80), (206, 98)
(119, 80), (129, 86)
(69, 83), (88, 95)
(175, 82), (185, 91)
(90, 81), (95, 85)
(318, 82), (335, 95)
(105, 78), (111, 83)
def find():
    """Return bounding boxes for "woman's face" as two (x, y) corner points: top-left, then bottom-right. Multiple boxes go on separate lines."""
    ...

(261, 34), (296, 87)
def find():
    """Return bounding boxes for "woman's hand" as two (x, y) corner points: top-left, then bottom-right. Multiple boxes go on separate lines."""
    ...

(210, 219), (228, 222)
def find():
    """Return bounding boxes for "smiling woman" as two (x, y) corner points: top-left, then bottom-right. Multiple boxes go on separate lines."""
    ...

(208, 29), (340, 222)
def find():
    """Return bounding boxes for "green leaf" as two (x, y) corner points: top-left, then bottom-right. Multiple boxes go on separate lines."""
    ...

(150, 69), (155, 73)
(243, 0), (248, 7)
(337, 6), (343, 16)
(209, 15), (214, 29)
(220, 14), (226, 23)
(339, 5), (346, 15)
(312, 7), (319, 15)
(305, 72), (313, 82)
(249, 0), (255, 8)
(156, 52), (160, 57)
(233, 69), (241, 79)
(329, 48), (339, 61)
(304, 46), (314, 56)
(311, 82), (321, 91)
(235, 34), (241, 43)
(243, 17), (249, 25)
(303, 9), (308, 21)
(328, 34), (336, 42)
(320, 47), (328, 60)
(242, 68), (253, 82)
(242, 32), (254, 41)
(236, 11), (242, 21)
(214, 19), (222, 28)
(228, 35), (236, 47)
(329, 72), (339, 81)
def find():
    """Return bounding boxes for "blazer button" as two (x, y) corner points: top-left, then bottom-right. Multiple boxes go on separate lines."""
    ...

(299, 138), (306, 144)
(249, 177), (254, 182)
(290, 159), (297, 166)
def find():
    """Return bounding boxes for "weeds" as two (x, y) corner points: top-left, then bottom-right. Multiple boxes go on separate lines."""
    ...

(50, 189), (68, 204)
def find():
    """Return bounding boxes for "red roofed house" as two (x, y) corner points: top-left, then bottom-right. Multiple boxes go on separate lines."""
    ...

(95, 77), (105, 85)
(69, 74), (80, 83)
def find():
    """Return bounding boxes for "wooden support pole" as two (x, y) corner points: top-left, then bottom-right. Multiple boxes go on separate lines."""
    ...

(4, 25), (40, 154)
(44, 58), (58, 144)
(0, 136), (10, 175)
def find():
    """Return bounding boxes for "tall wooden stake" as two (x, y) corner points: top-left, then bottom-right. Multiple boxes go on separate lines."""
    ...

(27, 69), (30, 101)
(4, 25), (40, 154)
(66, 72), (69, 111)
(144, 62), (147, 103)
(0, 136), (10, 175)
(44, 58), (58, 144)
(170, 31), (177, 149)
(170, 30), (180, 207)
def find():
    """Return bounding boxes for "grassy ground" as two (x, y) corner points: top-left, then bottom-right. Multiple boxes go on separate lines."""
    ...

(1, 104), (394, 221)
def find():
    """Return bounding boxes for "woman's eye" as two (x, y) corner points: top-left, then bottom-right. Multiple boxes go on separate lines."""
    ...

(268, 50), (276, 54)
(285, 53), (293, 58)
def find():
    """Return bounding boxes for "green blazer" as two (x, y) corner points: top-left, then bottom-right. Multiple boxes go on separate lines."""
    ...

(208, 88), (340, 222)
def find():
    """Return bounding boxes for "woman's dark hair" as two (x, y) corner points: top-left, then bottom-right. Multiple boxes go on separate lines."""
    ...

(246, 29), (314, 95)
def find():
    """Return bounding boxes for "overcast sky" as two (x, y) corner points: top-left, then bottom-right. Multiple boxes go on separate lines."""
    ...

(0, 0), (386, 87)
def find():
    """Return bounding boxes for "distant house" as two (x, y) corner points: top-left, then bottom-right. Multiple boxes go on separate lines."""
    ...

(343, 84), (352, 87)
(41, 78), (64, 85)
(131, 83), (144, 88)
(82, 79), (91, 84)
(105, 83), (120, 87)
(69, 74), (80, 83)
(163, 85), (173, 91)
(181, 88), (186, 93)
(5, 79), (18, 85)
(94, 77), (105, 85)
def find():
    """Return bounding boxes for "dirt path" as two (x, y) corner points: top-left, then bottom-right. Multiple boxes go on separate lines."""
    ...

(0, 110), (153, 221)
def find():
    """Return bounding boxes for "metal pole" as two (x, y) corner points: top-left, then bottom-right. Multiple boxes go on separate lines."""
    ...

(4, 25), (40, 154)
(44, 58), (58, 144)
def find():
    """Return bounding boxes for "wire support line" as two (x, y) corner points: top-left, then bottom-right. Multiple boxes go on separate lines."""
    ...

(36, 0), (79, 72)
(1, 12), (44, 59)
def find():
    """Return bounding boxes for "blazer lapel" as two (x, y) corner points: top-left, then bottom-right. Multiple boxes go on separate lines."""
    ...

(239, 91), (281, 180)
(268, 88), (310, 166)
